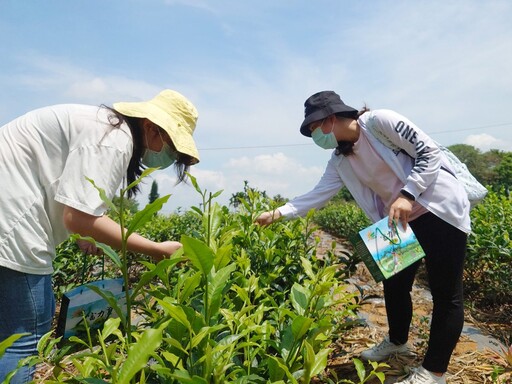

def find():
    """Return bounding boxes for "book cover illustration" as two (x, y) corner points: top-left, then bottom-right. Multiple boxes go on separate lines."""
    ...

(56, 278), (127, 339)
(352, 217), (425, 283)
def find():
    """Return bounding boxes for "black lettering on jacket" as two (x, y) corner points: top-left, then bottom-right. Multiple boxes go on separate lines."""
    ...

(394, 121), (430, 172)
(413, 148), (431, 172)
(395, 121), (417, 144)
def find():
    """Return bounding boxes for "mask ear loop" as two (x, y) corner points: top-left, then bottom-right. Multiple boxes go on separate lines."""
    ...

(143, 124), (152, 152)
(310, 118), (325, 135)
(329, 116), (336, 134)
(157, 128), (165, 146)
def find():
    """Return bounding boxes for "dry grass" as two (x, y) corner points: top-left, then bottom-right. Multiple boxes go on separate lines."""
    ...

(313, 230), (512, 384)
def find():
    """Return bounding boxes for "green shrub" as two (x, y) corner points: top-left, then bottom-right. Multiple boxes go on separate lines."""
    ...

(138, 210), (202, 241)
(24, 174), (372, 384)
(465, 189), (512, 305)
(313, 203), (372, 278)
(53, 240), (110, 300)
(313, 202), (371, 241)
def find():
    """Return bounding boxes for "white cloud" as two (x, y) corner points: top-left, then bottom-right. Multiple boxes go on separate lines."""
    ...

(11, 52), (163, 107)
(464, 133), (512, 152)
(2, 0), (512, 216)
(136, 152), (325, 213)
(135, 167), (224, 212)
(222, 152), (324, 197)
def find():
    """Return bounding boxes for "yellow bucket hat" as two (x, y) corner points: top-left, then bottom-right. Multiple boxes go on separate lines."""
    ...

(113, 89), (200, 164)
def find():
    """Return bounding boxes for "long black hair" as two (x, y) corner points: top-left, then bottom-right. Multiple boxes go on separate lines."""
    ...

(335, 106), (370, 157)
(101, 106), (193, 198)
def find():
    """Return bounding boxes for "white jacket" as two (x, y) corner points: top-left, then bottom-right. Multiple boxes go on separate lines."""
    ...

(278, 110), (471, 233)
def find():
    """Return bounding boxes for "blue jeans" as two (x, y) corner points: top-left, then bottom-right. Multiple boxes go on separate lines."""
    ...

(0, 267), (55, 384)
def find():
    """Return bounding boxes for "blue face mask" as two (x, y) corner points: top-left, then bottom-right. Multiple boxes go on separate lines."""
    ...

(311, 120), (338, 149)
(142, 142), (178, 169)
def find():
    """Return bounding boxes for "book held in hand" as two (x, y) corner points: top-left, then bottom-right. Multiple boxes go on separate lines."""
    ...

(351, 217), (425, 283)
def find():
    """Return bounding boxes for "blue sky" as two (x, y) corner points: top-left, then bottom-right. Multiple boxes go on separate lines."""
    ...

(1, 0), (511, 212)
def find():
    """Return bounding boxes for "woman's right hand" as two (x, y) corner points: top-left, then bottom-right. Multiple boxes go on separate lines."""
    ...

(255, 210), (282, 226)
(152, 241), (183, 262)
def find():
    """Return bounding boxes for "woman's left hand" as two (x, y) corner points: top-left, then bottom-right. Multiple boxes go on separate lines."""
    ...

(76, 238), (103, 255)
(388, 196), (413, 230)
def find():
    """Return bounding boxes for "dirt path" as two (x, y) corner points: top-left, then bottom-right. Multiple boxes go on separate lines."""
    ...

(312, 229), (511, 384)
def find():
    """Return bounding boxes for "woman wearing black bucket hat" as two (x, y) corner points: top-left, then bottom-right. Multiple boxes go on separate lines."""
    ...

(256, 91), (471, 384)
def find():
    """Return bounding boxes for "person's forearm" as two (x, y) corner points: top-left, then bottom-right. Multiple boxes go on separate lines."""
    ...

(63, 206), (160, 257)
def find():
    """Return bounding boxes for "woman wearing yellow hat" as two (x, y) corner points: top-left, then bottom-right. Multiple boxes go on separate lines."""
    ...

(0, 89), (200, 383)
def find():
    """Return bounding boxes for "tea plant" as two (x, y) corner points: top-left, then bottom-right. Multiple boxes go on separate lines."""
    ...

(53, 239), (107, 299)
(4, 171), (384, 383)
(465, 189), (512, 305)
(323, 359), (388, 384)
(314, 202), (371, 242)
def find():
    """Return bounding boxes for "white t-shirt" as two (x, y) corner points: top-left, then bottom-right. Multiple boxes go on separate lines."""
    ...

(0, 104), (133, 274)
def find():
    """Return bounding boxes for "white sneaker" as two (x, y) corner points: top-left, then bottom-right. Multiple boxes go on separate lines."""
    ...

(395, 366), (447, 384)
(360, 336), (413, 362)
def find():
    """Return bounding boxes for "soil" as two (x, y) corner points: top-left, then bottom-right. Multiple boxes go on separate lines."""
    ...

(312, 229), (512, 384)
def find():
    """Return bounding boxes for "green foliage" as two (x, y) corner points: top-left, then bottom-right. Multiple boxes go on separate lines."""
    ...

(323, 359), (388, 383)
(112, 195), (140, 215)
(16, 172), (375, 383)
(465, 189), (512, 305)
(138, 211), (202, 242)
(313, 202), (371, 241)
(494, 152), (512, 194)
(448, 144), (511, 193)
(311, 202), (372, 279)
(448, 144), (483, 173)
(331, 187), (355, 203)
(229, 180), (267, 209)
(53, 240), (115, 301)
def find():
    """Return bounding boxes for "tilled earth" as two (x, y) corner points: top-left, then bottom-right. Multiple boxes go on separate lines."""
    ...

(312, 229), (512, 384)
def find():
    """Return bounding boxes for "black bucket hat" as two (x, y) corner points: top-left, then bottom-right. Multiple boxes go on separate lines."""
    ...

(300, 91), (358, 137)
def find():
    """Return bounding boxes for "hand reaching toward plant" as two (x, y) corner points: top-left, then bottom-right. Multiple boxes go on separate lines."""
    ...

(63, 205), (182, 262)
(255, 210), (282, 226)
(76, 238), (103, 255)
(151, 241), (183, 262)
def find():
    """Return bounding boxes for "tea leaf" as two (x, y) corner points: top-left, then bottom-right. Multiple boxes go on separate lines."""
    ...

(125, 168), (158, 191)
(0, 333), (30, 357)
(181, 235), (214, 275)
(291, 316), (313, 340)
(207, 264), (236, 319)
(117, 321), (168, 383)
(126, 195), (171, 237)
(85, 177), (118, 214)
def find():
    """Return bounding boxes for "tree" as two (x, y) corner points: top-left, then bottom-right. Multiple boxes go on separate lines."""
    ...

(331, 187), (354, 202)
(111, 196), (139, 216)
(229, 180), (267, 209)
(480, 149), (503, 186)
(494, 152), (512, 195)
(148, 180), (160, 204)
(448, 144), (511, 193)
(271, 194), (289, 205)
(448, 144), (485, 182)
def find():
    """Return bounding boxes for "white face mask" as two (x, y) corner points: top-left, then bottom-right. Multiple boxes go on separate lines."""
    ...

(311, 119), (338, 149)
